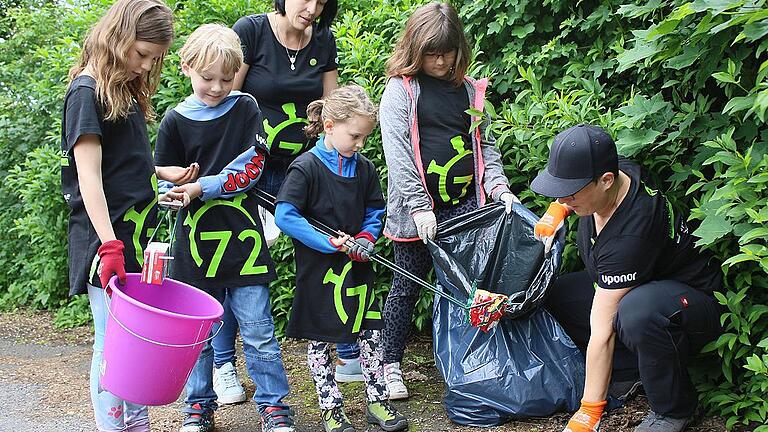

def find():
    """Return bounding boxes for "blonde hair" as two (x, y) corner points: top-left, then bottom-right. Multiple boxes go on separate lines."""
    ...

(68, 0), (173, 122)
(304, 85), (378, 138)
(179, 24), (243, 77)
(385, 2), (470, 87)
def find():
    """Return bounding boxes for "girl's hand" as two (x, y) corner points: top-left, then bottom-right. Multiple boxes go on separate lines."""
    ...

(156, 163), (199, 184)
(330, 232), (351, 252)
(171, 182), (203, 202)
(159, 190), (190, 208)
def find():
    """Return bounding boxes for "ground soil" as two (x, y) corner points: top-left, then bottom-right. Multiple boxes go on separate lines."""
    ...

(0, 309), (727, 431)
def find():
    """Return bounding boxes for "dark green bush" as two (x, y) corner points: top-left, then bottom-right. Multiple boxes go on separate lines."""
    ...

(461, 0), (768, 428)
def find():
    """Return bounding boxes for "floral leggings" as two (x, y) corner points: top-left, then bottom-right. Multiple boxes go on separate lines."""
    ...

(307, 330), (387, 410)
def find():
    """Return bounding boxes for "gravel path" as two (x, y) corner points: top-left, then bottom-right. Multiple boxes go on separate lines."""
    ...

(0, 310), (727, 431)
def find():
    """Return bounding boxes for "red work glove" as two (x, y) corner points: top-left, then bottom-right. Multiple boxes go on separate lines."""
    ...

(348, 232), (375, 262)
(534, 202), (570, 254)
(97, 239), (126, 290)
(562, 400), (607, 432)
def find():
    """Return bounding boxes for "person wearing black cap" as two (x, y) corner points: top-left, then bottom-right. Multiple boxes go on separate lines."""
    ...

(531, 124), (723, 432)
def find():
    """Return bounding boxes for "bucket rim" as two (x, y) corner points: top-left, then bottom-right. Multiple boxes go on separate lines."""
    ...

(108, 273), (224, 322)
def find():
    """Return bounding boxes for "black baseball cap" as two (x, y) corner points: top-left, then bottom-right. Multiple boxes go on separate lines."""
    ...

(531, 124), (618, 198)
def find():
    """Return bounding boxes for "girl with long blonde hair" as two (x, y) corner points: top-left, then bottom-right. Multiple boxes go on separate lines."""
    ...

(61, 1), (179, 430)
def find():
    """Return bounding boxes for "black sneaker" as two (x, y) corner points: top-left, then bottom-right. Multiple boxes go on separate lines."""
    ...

(321, 406), (356, 432)
(261, 405), (296, 432)
(180, 403), (214, 432)
(366, 400), (408, 431)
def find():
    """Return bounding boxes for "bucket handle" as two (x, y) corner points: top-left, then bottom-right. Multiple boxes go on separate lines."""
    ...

(103, 287), (223, 348)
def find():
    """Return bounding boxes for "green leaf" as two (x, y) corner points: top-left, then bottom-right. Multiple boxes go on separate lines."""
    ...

(616, 129), (663, 156)
(616, 40), (658, 73)
(665, 45), (702, 70)
(668, 2), (696, 21)
(693, 213), (732, 246)
(742, 19), (768, 42)
(723, 95), (757, 115)
(723, 253), (759, 266)
(739, 227), (768, 244)
(712, 71), (738, 85)
(509, 23), (535, 38)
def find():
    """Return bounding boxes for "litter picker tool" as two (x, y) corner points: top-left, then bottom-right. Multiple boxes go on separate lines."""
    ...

(251, 188), (505, 313)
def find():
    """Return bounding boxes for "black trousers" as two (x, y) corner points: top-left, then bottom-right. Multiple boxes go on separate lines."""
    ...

(545, 271), (722, 418)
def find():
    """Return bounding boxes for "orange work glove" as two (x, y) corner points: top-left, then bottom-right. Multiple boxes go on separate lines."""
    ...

(534, 201), (570, 253)
(562, 400), (607, 432)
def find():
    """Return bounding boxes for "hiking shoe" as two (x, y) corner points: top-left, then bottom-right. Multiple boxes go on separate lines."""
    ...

(321, 406), (356, 432)
(383, 362), (408, 400)
(213, 361), (247, 404)
(261, 405), (295, 432)
(634, 411), (692, 432)
(180, 403), (214, 432)
(366, 400), (408, 431)
(335, 357), (364, 383)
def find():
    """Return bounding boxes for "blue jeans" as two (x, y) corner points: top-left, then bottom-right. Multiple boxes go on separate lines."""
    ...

(88, 285), (149, 431)
(211, 165), (285, 366)
(185, 285), (290, 412)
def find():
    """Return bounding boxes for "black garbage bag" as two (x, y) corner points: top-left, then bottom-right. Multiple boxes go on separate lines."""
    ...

(428, 203), (585, 426)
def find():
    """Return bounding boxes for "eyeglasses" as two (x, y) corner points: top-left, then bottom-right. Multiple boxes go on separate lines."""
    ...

(424, 51), (457, 61)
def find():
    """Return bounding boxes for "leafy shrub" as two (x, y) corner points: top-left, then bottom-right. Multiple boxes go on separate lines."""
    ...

(2, 145), (68, 309)
(463, 0), (768, 428)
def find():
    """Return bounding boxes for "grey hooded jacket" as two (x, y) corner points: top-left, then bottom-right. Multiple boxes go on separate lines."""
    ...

(380, 75), (511, 241)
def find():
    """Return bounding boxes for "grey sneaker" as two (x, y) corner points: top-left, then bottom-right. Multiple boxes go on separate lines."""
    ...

(335, 357), (364, 382)
(634, 411), (692, 432)
(213, 361), (247, 404)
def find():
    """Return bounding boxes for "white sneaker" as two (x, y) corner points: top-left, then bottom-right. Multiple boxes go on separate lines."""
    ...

(213, 362), (246, 404)
(384, 362), (409, 400)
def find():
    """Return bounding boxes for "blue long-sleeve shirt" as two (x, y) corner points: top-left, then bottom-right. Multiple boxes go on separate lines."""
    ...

(275, 137), (385, 254)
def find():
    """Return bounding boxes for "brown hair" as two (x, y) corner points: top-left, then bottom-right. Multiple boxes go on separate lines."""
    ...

(68, 0), (173, 121)
(385, 2), (470, 87)
(179, 24), (243, 77)
(304, 85), (378, 138)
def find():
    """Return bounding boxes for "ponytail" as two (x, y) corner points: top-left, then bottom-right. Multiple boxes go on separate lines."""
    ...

(303, 85), (377, 138)
(304, 99), (326, 138)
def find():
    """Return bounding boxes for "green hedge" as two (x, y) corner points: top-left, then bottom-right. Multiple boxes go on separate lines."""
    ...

(0, 0), (767, 428)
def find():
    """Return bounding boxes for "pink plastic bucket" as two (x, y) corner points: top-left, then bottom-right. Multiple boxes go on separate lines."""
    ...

(100, 273), (223, 405)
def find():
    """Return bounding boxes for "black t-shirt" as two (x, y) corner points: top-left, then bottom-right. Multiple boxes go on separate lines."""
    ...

(233, 14), (337, 162)
(276, 153), (385, 342)
(154, 96), (276, 290)
(578, 160), (721, 293)
(61, 75), (158, 295)
(417, 74), (475, 208)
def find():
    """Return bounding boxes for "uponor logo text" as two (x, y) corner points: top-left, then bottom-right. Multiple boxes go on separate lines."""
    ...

(601, 272), (637, 286)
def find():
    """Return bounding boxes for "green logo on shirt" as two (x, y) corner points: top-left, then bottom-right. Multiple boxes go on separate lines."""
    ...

(323, 261), (380, 333)
(427, 135), (473, 204)
(183, 195), (267, 277)
(123, 173), (159, 265)
(263, 103), (309, 155)
(309, 58), (318, 67)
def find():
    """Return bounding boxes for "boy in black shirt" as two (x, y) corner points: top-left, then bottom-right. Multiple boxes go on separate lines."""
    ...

(530, 125), (722, 432)
(154, 24), (293, 432)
